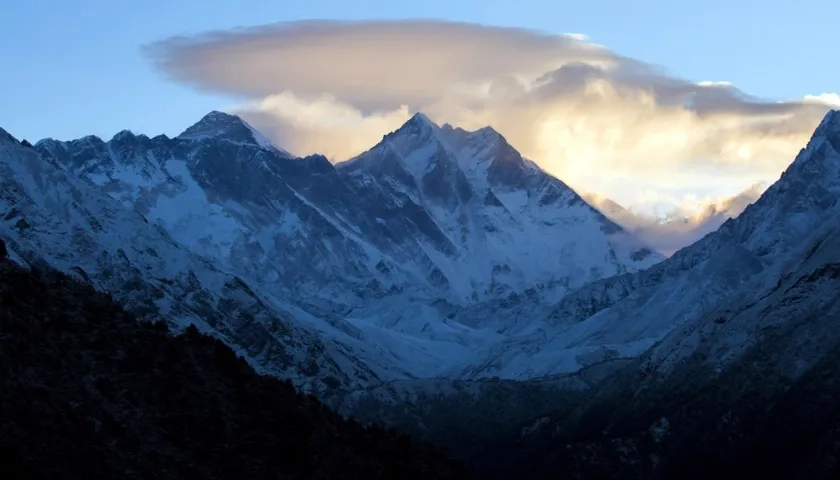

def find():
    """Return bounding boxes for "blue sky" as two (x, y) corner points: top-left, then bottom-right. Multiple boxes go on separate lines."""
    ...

(2, 1), (837, 217)
(2, 0), (837, 142)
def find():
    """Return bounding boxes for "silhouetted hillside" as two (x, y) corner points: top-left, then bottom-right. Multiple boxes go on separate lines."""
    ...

(0, 254), (468, 480)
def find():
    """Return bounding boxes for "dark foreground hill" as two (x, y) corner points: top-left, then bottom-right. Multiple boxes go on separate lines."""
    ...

(0, 254), (467, 480)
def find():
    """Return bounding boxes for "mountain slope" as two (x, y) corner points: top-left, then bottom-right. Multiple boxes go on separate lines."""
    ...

(472, 197), (840, 479)
(1, 127), (403, 392)
(0, 254), (467, 480)
(466, 109), (840, 380)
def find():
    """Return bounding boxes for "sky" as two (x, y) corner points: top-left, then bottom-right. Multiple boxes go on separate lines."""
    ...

(2, 0), (839, 217)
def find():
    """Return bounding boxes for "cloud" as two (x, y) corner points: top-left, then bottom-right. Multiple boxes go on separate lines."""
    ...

(146, 19), (837, 215)
(146, 20), (615, 112)
(805, 93), (840, 107)
(238, 93), (412, 161)
(586, 182), (767, 256)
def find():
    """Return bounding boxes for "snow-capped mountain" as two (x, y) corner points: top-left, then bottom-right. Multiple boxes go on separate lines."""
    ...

(339, 113), (661, 304)
(465, 109), (840, 380)
(0, 127), (407, 393)
(177, 110), (293, 156)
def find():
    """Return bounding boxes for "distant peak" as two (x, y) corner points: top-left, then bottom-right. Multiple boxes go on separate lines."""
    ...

(400, 112), (439, 132)
(0, 127), (19, 146)
(815, 109), (840, 136)
(474, 125), (503, 138)
(439, 121), (503, 141)
(206, 110), (236, 120)
(393, 114), (506, 144)
(790, 108), (840, 169)
(409, 112), (435, 126)
(178, 110), (287, 154)
(383, 112), (441, 143)
(75, 134), (106, 146)
(111, 129), (138, 141)
(189, 110), (242, 126)
(179, 110), (247, 138)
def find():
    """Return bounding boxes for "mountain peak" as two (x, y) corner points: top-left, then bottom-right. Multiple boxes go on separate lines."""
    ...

(438, 122), (505, 147)
(815, 109), (840, 137)
(373, 113), (441, 151)
(787, 108), (840, 175)
(178, 110), (286, 153)
(0, 127), (18, 146)
(387, 114), (509, 149)
(388, 112), (438, 137)
(474, 124), (501, 136)
(408, 112), (435, 127)
(178, 110), (251, 139)
(110, 129), (145, 144)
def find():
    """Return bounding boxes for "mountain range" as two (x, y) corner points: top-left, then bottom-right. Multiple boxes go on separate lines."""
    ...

(12, 111), (663, 388)
(2, 107), (840, 478)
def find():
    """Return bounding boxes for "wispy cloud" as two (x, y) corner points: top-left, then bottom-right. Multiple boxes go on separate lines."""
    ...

(145, 19), (837, 215)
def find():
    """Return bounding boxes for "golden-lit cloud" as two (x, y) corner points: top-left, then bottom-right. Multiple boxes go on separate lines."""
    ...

(146, 19), (837, 217)
(804, 93), (840, 107)
(238, 93), (412, 161)
(585, 182), (767, 256)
